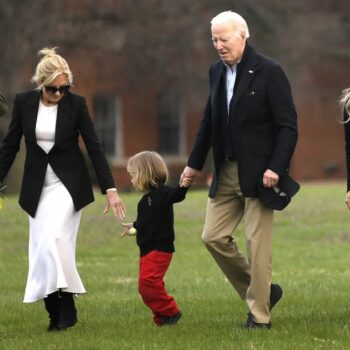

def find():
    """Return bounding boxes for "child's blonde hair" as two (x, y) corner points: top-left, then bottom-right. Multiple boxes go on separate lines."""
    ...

(127, 151), (168, 192)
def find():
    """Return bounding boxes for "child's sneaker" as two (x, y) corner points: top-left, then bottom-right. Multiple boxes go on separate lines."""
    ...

(159, 311), (182, 326)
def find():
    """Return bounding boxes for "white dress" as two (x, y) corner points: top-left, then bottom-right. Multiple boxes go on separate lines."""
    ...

(23, 101), (86, 303)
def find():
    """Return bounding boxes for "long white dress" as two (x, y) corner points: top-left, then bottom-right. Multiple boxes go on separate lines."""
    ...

(23, 101), (86, 303)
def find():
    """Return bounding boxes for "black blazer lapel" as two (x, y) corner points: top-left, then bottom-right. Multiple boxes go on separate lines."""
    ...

(210, 62), (226, 133)
(231, 46), (260, 110)
(24, 91), (41, 143)
(55, 94), (71, 145)
(210, 62), (225, 108)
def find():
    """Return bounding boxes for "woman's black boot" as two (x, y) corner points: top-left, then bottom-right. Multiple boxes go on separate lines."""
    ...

(57, 292), (78, 330)
(44, 292), (60, 331)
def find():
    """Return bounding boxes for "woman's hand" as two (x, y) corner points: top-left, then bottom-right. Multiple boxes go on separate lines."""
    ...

(345, 191), (350, 210)
(103, 191), (126, 219)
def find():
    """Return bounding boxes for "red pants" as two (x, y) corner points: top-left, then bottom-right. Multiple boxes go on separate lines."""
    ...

(139, 250), (179, 325)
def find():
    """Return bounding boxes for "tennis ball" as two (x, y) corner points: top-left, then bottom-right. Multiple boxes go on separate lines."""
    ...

(129, 227), (137, 235)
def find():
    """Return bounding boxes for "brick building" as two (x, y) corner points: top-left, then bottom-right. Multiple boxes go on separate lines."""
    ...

(1, 1), (349, 191)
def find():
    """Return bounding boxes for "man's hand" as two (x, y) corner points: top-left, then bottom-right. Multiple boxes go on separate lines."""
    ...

(180, 166), (200, 184)
(263, 169), (279, 188)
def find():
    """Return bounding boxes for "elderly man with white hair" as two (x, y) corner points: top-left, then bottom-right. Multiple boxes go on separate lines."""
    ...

(181, 11), (298, 328)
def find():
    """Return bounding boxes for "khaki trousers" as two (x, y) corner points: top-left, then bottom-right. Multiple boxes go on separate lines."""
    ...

(202, 161), (274, 323)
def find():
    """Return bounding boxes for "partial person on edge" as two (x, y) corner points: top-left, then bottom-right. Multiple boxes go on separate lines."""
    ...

(341, 88), (350, 209)
(0, 91), (8, 117)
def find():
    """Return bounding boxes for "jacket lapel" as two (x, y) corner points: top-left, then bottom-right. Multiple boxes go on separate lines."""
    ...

(54, 93), (71, 145)
(210, 62), (225, 108)
(210, 62), (225, 133)
(231, 45), (260, 110)
(25, 91), (41, 143)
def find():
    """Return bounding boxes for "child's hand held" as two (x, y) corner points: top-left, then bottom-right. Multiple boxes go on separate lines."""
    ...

(180, 176), (192, 188)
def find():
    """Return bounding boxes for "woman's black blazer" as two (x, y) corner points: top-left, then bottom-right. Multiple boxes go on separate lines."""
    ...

(0, 90), (115, 217)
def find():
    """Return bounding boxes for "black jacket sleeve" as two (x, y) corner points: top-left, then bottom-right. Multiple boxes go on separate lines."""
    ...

(0, 94), (22, 182)
(162, 185), (189, 205)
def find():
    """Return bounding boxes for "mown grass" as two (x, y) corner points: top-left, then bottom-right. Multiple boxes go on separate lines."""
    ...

(1, 183), (350, 349)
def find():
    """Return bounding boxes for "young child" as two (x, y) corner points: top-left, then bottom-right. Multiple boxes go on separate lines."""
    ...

(121, 151), (191, 326)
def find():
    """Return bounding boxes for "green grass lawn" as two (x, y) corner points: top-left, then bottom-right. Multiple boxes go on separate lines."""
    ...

(1, 183), (350, 349)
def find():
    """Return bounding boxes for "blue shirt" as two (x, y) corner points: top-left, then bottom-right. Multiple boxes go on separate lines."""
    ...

(224, 63), (237, 113)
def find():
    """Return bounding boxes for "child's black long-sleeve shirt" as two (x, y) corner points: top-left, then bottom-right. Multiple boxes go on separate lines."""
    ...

(133, 185), (188, 256)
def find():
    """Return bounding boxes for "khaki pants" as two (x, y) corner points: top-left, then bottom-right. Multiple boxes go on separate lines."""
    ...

(202, 161), (274, 323)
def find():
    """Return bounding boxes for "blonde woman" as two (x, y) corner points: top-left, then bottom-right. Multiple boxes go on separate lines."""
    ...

(121, 151), (191, 326)
(341, 88), (350, 209)
(0, 47), (126, 331)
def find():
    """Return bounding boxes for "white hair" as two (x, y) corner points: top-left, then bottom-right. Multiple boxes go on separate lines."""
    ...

(211, 11), (250, 39)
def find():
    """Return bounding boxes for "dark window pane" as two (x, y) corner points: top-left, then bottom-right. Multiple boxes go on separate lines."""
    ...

(93, 95), (117, 157)
(158, 91), (180, 155)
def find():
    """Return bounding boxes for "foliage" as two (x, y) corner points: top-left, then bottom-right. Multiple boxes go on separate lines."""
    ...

(0, 1), (348, 100)
(0, 183), (350, 349)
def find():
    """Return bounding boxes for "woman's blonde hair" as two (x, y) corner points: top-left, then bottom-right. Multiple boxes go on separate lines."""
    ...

(127, 151), (169, 193)
(31, 47), (73, 89)
(340, 88), (350, 123)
